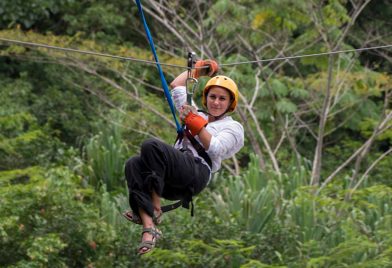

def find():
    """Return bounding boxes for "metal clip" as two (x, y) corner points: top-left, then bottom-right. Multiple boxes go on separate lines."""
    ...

(186, 51), (198, 104)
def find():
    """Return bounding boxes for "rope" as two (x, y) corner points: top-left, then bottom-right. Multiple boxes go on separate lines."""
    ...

(134, 0), (182, 133)
(1, 37), (391, 68)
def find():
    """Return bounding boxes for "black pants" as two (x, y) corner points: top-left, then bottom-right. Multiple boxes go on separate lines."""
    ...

(124, 138), (210, 218)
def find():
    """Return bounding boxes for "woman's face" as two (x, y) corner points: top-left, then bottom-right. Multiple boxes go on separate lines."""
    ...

(206, 86), (231, 117)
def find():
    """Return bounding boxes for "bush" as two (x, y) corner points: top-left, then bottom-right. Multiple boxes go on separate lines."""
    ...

(0, 166), (119, 267)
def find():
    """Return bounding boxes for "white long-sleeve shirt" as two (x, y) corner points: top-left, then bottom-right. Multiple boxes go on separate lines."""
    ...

(172, 86), (244, 173)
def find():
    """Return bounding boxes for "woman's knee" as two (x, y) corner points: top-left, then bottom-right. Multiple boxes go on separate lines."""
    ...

(125, 156), (137, 168)
(124, 156), (140, 178)
(141, 138), (161, 155)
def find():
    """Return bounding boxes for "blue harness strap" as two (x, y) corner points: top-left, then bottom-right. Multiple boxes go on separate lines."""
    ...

(135, 0), (182, 133)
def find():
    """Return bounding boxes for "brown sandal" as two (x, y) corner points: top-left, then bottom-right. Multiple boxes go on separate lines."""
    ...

(122, 210), (163, 225)
(122, 211), (142, 225)
(137, 227), (162, 255)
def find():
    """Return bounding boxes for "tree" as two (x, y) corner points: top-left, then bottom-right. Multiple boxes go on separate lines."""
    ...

(1, 0), (391, 193)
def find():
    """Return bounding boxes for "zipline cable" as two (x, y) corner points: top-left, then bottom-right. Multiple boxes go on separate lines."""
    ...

(0, 37), (185, 69)
(1, 37), (391, 68)
(220, 44), (392, 66)
(134, 0), (182, 133)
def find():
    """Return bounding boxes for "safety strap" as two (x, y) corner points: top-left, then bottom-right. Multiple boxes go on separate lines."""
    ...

(135, 0), (182, 133)
(161, 198), (194, 215)
(184, 129), (212, 168)
(175, 129), (212, 169)
(161, 200), (183, 213)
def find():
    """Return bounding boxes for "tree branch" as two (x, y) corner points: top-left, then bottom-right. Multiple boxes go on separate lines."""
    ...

(310, 54), (334, 186)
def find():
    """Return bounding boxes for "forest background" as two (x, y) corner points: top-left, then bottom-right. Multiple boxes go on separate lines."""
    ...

(0, 0), (391, 267)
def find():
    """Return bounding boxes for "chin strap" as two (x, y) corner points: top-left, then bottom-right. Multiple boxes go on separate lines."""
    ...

(197, 109), (227, 121)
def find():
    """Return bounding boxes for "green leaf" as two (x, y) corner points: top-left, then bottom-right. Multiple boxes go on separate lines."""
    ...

(290, 88), (309, 99)
(276, 98), (297, 113)
(271, 79), (288, 97)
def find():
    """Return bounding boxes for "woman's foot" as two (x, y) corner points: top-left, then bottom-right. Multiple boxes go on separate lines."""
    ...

(153, 208), (163, 225)
(138, 226), (162, 255)
(123, 210), (163, 225)
(122, 211), (142, 225)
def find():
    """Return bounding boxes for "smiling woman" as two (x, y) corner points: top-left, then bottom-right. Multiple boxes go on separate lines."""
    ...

(122, 60), (244, 255)
(202, 76), (239, 119)
(206, 86), (231, 116)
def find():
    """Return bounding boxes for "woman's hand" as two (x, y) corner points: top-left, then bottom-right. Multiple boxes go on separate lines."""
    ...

(180, 105), (208, 136)
(179, 105), (197, 122)
(194, 59), (219, 78)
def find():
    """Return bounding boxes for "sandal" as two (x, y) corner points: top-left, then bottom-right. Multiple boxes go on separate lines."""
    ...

(153, 210), (163, 225)
(137, 227), (162, 255)
(122, 211), (142, 225)
(122, 210), (163, 225)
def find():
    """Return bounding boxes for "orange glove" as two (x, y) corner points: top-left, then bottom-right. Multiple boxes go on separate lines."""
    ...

(184, 112), (208, 136)
(194, 59), (219, 78)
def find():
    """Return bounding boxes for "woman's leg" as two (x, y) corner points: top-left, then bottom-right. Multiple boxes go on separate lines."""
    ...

(125, 156), (155, 217)
(137, 207), (160, 254)
(125, 138), (210, 253)
(152, 190), (162, 216)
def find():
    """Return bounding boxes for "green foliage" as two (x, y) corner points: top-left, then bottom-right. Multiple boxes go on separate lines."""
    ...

(99, 187), (128, 228)
(141, 238), (271, 268)
(0, 166), (126, 267)
(211, 154), (311, 235)
(0, 57), (104, 146)
(207, 154), (392, 267)
(63, 2), (127, 41)
(211, 155), (280, 234)
(0, 0), (392, 267)
(0, 76), (64, 170)
(0, 0), (132, 43)
(271, 79), (288, 97)
(21, 233), (68, 267)
(289, 184), (392, 267)
(0, 0), (71, 29)
(81, 122), (128, 191)
(352, 1), (392, 73)
(276, 98), (297, 114)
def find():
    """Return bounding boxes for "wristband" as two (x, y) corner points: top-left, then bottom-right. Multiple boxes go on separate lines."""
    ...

(184, 112), (208, 136)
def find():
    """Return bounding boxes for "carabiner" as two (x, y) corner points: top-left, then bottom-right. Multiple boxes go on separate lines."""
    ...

(186, 51), (198, 104)
(186, 77), (198, 104)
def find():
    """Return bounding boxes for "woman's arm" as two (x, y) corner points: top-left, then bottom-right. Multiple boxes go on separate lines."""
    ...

(197, 127), (212, 150)
(170, 59), (219, 89)
(170, 71), (189, 89)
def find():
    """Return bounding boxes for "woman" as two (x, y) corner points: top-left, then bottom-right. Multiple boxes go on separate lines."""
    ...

(124, 60), (244, 255)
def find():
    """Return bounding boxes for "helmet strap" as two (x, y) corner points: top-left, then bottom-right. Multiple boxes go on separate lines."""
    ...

(197, 106), (230, 121)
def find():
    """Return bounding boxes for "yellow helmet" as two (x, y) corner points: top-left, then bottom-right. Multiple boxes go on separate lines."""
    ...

(202, 76), (239, 112)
